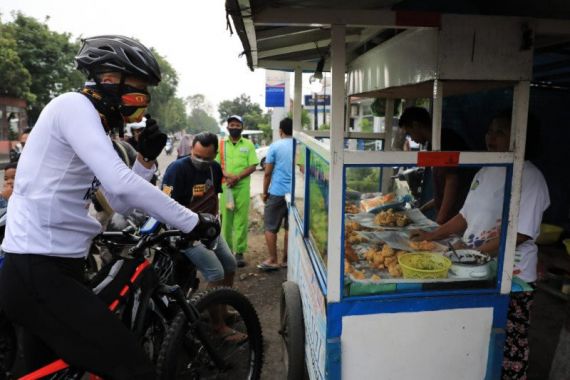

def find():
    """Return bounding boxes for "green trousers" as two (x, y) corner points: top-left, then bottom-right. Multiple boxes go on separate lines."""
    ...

(220, 183), (250, 254)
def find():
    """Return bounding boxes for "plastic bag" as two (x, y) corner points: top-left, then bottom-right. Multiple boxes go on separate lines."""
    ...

(225, 187), (235, 211)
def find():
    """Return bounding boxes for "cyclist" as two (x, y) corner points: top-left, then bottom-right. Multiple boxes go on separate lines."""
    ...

(0, 35), (212, 380)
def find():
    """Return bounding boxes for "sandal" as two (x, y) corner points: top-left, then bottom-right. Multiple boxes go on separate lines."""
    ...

(218, 328), (248, 344)
(257, 262), (279, 271)
(224, 311), (242, 325)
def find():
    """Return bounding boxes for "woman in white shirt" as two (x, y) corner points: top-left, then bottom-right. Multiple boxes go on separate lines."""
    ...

(413, 112), (550, 379)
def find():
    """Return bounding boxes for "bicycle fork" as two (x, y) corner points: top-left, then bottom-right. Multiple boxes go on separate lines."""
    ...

(159, 284), (227, 370)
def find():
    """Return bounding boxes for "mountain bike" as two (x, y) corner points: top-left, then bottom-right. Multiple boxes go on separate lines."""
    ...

(6, 217), (263, 379)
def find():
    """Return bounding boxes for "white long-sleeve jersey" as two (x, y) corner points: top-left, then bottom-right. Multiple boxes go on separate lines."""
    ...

(2, 92), (198, 258)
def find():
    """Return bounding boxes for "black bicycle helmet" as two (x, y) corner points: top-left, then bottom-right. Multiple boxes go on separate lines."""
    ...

(75, 35), (161, 85)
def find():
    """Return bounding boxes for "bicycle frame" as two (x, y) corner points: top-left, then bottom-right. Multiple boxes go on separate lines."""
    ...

(17, 228), (225, 380)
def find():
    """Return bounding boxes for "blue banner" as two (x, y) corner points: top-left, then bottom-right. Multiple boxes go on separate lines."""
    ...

(265, 85), (285, 107)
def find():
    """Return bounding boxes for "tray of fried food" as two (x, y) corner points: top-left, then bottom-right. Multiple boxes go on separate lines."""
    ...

(408, 239), (447, 252)
(346, 262), (382, 282)
(373, 208), (411, 228)
(345, 242), (360, 263)
(346, 231), (368, 245)
(363, 244), (404, 278)
(345, 203), (360, 214)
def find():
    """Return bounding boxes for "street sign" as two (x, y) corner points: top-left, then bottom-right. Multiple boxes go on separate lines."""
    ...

(304, 95), (331, 106)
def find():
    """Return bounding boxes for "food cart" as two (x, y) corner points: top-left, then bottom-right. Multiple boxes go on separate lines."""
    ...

(225, 3), (570, 379)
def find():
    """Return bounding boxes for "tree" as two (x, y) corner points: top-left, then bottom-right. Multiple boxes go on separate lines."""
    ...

(0, 22), (34, 101)
(145, 49), (189, 132)
(186, 94), (213, 115)
(4, 12), (84, 123)
(287, 108), (312, 130)
(188, 109), (219, 135)
(218, 94), (264, 129)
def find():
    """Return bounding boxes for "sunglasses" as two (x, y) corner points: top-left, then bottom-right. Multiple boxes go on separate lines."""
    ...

(121, 92), (150, 107)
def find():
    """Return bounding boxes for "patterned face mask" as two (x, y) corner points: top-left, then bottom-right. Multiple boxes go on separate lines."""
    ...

(119, 91), (150, 123)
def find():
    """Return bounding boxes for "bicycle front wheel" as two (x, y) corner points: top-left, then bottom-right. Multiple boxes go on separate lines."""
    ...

(157, 287), (263, 380)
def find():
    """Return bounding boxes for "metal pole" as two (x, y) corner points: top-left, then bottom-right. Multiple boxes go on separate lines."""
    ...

(314, 93), (318, 130)
(322, 74), (327, 126)
(293, 66), (303, 131)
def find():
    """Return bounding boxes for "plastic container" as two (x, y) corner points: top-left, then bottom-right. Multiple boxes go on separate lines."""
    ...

(536, 224), (564, 245)
(398, 253), (452, 279)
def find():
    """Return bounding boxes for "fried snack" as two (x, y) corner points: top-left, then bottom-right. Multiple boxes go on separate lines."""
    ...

(380, 244), (395, 257)
(345, 203), (360, 214)
(388, 263), (402, 277)
(370, 274), (381, 281)
(384, 256), (398, 266)
(409, 240), (437, 251)
(347, 232), (366, 244)
(396, 251), (407, 259)
(373, 253), (385, 267)
(352, 270), (366, 280)
(344, 260), (354, 274)
(374, 209), (411, 227)
(364, 248), (376, 262)
(345, 244), (359, 262)
(345, 221), (360, 234)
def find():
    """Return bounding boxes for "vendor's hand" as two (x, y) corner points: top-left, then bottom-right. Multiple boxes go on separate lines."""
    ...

(262, 193), (269, 202)
(138, 114), (167, 161)
(452, 240), (468, 250)
(409, 229), (432, 241)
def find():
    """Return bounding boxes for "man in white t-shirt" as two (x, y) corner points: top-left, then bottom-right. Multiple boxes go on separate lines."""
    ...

(412, 112), (549, 379)
(0, 35), (215, 379)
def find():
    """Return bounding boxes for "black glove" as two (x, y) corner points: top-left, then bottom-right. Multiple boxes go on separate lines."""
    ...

(186, 213), (221, 243)
(138, 114), (167, 161)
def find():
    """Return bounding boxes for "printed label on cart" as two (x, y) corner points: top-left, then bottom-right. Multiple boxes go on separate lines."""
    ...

(292, 228), (326, 380)
(417, 151), (460, 167)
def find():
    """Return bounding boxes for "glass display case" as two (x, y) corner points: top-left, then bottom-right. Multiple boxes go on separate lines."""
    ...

(342, 162), (512, 297)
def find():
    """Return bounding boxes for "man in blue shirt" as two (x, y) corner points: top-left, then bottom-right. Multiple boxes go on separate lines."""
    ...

(258, 118), (293, 270)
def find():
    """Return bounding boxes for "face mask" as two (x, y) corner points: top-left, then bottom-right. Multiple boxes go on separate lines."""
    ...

(120, 106), (147, 123)
(191, 156), (213, 171)
(119, 90), (150, 123)
(228, 128), (242, 138)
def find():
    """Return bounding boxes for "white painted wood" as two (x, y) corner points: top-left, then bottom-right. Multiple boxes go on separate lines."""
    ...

(344, 150), (514, 165)
(237, 0), (258, 67)
(258, 59), (325, 71)
(304, 130), (386, 139)
(257, 35), (359, 60)
(501, 81), (530, 294)
(326, 24), (346, 303)
(381, 99), (395, 192)
(293, 66), (303, 131)
(342, 308), (493, 380)
(432, 80), (443, 151)
(254, 8), (398, 27)
(294, 131), (331, 162)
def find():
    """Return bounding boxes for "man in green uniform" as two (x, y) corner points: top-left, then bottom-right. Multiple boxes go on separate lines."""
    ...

(217, 115), (259, 267)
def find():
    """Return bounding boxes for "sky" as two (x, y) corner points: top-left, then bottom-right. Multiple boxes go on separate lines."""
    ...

(0, 0), (268, 115)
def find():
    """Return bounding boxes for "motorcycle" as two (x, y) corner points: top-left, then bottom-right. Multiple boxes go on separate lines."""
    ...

(164, 141), (173, 156)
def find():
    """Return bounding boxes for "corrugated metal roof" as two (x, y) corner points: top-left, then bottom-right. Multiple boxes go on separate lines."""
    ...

(226, 0), (570, 87)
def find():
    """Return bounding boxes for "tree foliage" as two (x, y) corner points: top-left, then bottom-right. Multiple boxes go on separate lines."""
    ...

(0, 23), (34, 102)
(2, 12), (84, 123)
(218, 94), (267, 129)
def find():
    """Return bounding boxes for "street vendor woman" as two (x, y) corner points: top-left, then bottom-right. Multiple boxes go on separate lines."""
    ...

(411, 111), (550, 380)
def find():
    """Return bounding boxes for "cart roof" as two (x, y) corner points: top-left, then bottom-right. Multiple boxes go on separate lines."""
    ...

(226, 0), (570, 87)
